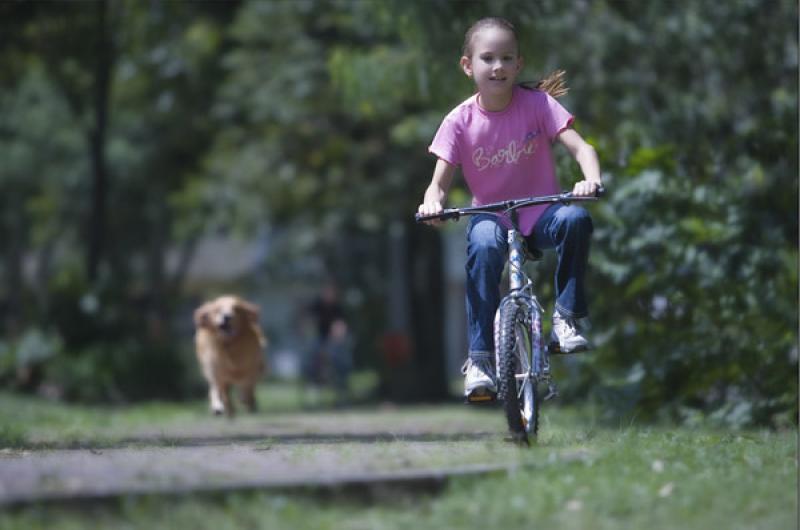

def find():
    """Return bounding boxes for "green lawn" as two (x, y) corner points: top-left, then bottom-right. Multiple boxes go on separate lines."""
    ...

(0, 377), (377, 448)
(0, 387), (796, 530)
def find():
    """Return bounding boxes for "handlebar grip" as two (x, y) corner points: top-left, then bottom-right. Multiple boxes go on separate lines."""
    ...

(565, 185), (606, 200)
(415, 209), (461, 223)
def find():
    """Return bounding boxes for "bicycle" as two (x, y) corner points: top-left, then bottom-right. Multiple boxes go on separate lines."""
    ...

(415, 189), (603, 445)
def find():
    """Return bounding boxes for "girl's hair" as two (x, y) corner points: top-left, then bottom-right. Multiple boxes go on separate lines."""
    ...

(462, 17), (518, 57)
(521, 69), (569, 99)
(462, 17), (569, 99)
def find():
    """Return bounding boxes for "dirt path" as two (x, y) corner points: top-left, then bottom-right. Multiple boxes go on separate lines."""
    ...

(1, 405), (563, 506)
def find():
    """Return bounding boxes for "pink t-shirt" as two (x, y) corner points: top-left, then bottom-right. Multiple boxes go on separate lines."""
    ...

(428, 86), (574, 235)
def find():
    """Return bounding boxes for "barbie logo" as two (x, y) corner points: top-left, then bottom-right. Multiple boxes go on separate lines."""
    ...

(472, 131), (539, 171)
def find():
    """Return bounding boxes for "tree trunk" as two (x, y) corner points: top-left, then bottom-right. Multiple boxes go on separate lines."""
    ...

(408, 220), (448, 401)
(3, 202), (24, 338)
(146, 200), (169, 342)
(86, 0), (111, 283)
(379, 219), (448, 402)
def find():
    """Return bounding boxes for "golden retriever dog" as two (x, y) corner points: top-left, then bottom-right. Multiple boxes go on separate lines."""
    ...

(193, 295), (267, 416)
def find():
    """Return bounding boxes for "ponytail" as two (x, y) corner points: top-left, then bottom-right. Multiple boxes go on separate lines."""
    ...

(520, 69), (568, 98)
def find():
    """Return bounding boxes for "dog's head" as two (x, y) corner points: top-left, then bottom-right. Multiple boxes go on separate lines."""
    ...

(194, 296), (261, 341)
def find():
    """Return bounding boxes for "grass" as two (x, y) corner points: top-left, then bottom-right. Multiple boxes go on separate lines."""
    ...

(0, 387), (796, 530)
(0, 391), (208, 448)
(0, 375), (378, 448)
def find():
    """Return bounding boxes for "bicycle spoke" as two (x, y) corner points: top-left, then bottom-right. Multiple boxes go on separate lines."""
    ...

(499, 301), (541, 442)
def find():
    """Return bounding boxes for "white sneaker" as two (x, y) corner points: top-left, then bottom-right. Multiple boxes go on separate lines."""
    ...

(551, 311), (590, 353)
(461, 357), (496, 397)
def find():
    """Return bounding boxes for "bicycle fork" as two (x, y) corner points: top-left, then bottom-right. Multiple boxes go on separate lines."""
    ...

(530, 302), (558, 401)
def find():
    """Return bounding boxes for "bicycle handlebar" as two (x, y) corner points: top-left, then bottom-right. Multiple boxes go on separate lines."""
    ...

(414, 186), (605, 224)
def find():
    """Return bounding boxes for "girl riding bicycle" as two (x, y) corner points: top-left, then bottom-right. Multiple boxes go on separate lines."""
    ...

(416, 17), (603, 401)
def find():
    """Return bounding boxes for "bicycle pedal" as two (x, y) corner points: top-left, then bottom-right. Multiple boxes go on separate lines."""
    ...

(548, 341), (589, 355)
(465, 388), (497, 404)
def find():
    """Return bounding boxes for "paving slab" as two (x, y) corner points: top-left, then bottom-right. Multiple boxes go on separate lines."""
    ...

(1, 405), (570, 506)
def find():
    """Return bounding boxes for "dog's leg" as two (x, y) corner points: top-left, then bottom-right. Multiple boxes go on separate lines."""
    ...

(242, 384), (258, 413)
(220, 383), (235, 417)
(209, 384), (225, 415)
(196, 347), (223, 416)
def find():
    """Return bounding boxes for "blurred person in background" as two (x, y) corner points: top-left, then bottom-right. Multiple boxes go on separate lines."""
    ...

(303, 281), (353, 401)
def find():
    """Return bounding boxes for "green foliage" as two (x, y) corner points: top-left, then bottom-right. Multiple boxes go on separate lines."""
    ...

(0, 327), (62, 380)
(585, 167), (797, 427)
(556, 1), (798, 427)
(0, 0), (795, 422)
(0, 423), (28, 449)
(0, 1), (232, 402)
(329, 45), (421, 119)
(371, 0), (798, 426)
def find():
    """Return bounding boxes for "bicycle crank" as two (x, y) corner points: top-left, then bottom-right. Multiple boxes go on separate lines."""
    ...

(543, 382), (559, 401)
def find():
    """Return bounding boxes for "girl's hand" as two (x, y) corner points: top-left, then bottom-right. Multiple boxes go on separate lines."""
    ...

(419, 159), (455, 226)
(417, 201), (445, 226)
(572, 180), (601, 197)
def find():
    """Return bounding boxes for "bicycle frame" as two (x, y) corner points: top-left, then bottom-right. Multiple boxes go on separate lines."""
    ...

(504, 210), (555, 403)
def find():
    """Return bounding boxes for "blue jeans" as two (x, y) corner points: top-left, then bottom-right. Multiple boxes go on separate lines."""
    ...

(465, 204), (594, 358)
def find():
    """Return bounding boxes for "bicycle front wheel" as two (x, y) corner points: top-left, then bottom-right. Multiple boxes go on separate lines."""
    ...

(496, 301), (539, 444)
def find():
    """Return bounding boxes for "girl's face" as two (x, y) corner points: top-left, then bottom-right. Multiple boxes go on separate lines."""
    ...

(460, 27), (523, 110)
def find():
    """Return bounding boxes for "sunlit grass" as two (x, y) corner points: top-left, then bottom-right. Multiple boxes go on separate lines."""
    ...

(0, 372), (383, 448)
(0, 389), (208, 448)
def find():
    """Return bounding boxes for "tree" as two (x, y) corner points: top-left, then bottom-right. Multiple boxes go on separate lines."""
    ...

(201, 0), (453, 400)
(0, 0), (795, 422)
(0, 1), (237, 400)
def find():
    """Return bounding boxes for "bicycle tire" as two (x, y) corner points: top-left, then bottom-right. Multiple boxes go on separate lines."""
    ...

(496, 301), (539, 444)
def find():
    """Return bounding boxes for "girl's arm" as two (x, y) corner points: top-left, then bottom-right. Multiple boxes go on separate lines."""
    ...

(557, 128), (602, 197)
(417, 158), (456, 225)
